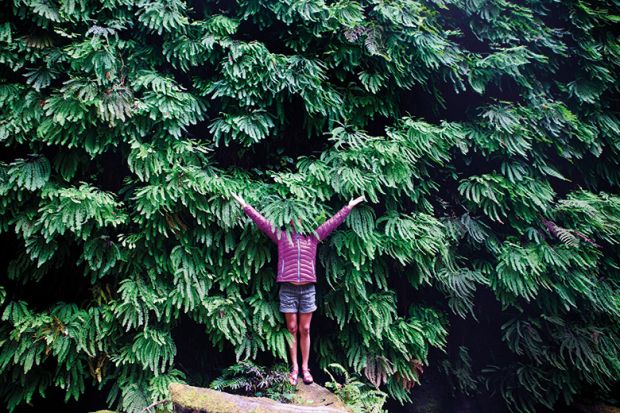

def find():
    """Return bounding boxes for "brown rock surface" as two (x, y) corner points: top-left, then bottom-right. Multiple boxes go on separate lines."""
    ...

(168, 381), (353, 413)
(573, 403), (620, 413)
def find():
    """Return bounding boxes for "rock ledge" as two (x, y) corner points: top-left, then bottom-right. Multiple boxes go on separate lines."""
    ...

(168, 382), (352, 413)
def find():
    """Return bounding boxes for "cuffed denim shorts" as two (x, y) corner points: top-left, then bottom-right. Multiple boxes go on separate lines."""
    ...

(278, 282), (317, 313)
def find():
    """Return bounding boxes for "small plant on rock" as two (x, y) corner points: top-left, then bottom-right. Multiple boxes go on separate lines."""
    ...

(324, 363), (388, 413)
(209, 360), (296, 403)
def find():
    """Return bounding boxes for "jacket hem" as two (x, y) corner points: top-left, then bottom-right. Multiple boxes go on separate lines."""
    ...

(276, 276), (317, 283)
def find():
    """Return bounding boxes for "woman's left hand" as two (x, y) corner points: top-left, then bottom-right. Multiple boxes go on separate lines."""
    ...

(348, 195), (366, 208)
(231, 192), (247, 207)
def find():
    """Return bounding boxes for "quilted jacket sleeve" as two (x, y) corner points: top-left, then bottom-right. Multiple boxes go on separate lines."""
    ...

(242, 203), (280, 243)
(314, 204), (353, 241)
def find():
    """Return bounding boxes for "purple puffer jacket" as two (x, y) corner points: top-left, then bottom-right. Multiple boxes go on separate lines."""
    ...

(242, 203), (353, 284)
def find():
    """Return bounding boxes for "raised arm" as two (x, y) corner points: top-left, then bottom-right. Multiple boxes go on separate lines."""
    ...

(314, 195), (366, 241)
(231, 192), (280, 243)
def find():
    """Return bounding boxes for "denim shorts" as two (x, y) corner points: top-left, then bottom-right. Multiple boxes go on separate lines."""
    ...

(278, 282), (317, 313)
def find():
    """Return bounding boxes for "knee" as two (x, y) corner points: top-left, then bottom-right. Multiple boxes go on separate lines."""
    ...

(287, 323), (298, 335)
(300, 325), (310, 336)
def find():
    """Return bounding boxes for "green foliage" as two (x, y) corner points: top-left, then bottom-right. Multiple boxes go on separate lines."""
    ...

(209, 360), (295, 403)
(0, 0), (619, 412)
(323, 363), (388, 413)
(439, 346), (480, 397)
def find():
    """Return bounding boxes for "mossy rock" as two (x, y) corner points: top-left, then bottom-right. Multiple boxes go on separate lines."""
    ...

(573, 403), (620, 413)
(168, 382), (353, 413)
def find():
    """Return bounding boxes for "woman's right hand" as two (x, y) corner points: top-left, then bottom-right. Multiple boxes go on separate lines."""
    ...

(231, 192), (246, 207)
(348, 195), (366, 208)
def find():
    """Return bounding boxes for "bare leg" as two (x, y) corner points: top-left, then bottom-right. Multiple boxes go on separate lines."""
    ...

(284, 312), (298, 373)
(298, 312), (313, 371)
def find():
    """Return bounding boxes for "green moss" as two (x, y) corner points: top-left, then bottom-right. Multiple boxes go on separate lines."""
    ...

(169, 382), (353, 413)
(170, 384), (236, 412)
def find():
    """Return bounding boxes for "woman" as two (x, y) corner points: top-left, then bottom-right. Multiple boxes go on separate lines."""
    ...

(231, 192), (365, 385)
